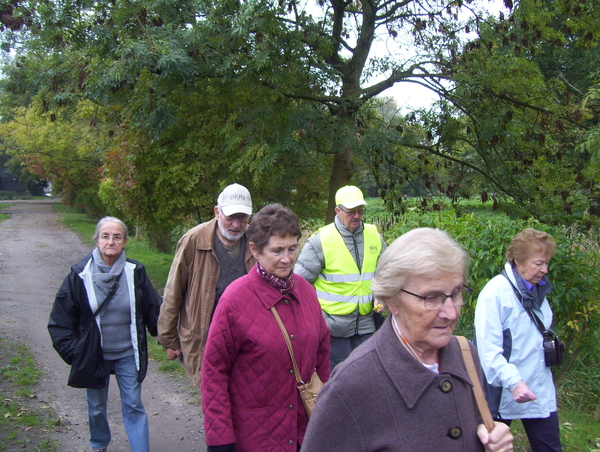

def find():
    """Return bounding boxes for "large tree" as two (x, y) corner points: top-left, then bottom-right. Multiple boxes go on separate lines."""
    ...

(0, 0), (497, 220)
(1, 0), (599, 232)
(359, 0), (600, 223)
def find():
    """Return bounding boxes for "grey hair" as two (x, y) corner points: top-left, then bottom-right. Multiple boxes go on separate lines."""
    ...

(93, 216), (129, 242)
(371, 228), (469, 309)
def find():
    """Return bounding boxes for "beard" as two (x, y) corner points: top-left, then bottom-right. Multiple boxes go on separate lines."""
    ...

(217, 221), (244, 242)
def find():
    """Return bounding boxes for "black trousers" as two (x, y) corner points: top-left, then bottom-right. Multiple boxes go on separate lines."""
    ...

(497, 411), (562, 452)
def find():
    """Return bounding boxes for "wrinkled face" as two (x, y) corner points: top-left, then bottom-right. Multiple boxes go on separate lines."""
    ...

(214, 206), (250, 245)
(251, 233), (298, 279)
(515, 251), (550, 286)
(389, 272), (464, 361)
(335, 205), (366, 233)
(96, 221), (127, 266)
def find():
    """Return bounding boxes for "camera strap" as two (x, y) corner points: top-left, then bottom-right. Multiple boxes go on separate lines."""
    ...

(501, 270), (546, 335)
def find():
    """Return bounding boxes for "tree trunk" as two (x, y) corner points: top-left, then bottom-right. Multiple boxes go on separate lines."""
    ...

(326, 148), (354, 222)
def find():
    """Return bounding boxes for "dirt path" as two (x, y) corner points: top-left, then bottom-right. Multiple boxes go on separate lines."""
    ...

(0, 199), (207, 452)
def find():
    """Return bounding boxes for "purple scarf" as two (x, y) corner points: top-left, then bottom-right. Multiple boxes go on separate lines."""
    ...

(255, 261), (295, 295)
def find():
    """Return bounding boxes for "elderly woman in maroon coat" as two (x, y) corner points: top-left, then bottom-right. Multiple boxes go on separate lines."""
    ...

(201, 204), (330, 452)
(302, 227), (513, 452)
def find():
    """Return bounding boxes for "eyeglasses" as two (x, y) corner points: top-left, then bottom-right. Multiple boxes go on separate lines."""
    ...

(400, 285), (473, 311)
(338, 206), (366, 217)
(219, 208), (250, 224)
(99, 233), (124, 243)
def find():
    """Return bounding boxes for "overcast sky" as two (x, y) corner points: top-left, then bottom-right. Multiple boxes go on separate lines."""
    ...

(380, 0), (510, 112)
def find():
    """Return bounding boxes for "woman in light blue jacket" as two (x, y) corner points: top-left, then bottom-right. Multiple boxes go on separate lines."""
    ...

(474, 228), (562, 452)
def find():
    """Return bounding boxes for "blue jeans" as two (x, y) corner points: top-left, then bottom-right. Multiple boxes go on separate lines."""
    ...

(86, 355), (149, 452)
(329, 333), (372, 369)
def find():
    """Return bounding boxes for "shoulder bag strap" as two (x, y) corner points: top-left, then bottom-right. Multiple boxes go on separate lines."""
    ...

(271, 306), (304, 385)
(82, 280), (120, 331)
(456, 335), (495, 433)
(501, 270), (546, 334)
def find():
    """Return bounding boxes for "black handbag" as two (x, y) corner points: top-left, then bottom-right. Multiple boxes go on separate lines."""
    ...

(67, 281), (119, 389)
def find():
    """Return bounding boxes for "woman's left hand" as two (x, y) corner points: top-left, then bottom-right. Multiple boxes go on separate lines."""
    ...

(477, 421), (514, 452)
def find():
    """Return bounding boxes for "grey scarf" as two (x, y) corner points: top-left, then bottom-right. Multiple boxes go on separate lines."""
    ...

(91, 247), (126, 301)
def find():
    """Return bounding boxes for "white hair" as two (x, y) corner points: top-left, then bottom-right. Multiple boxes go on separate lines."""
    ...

(371, 228), (469, 309)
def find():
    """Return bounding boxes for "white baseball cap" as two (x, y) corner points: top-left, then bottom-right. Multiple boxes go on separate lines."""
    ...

(217, 183), (253, 216)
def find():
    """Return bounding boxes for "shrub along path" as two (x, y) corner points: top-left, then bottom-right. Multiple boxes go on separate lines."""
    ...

(0, 198), (206, 452)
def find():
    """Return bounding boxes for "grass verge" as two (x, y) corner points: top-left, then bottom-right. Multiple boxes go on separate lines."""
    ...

(0, 203), (11, 222)
(0, 336), (62, 452)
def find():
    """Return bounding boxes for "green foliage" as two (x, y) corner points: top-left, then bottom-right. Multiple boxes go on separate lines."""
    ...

(51, 203), (97, 247)
(556, 410), (600, 452)
(383, 210), (600, 380)
(0, 100), (116, 216)
(558, 352), (600, 419)
(124, 238), (174, 289)
(2, 0), (600, 254)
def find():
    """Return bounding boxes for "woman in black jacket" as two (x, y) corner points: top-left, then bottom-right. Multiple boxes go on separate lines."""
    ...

(48, 216), (162, 452)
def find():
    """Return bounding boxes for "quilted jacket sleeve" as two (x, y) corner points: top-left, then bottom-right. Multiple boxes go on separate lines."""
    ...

(201, 299), (238, 446)
(315, 292), (332, 383)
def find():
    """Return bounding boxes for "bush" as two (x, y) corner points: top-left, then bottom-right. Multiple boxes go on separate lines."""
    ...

(383, 210), (600, 385)
(73, 187), (105, 219)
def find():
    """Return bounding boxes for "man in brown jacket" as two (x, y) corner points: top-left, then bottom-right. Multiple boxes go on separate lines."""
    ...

(157, 183), (255, 386)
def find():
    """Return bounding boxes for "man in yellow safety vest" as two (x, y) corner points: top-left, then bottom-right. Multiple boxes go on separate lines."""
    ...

(295, 185), (386, 368)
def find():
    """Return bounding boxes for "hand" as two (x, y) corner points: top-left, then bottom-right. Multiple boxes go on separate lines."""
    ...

(511, 380), (537, 403)
(477, 421), (514, 452)
(166, 348), (182, 360)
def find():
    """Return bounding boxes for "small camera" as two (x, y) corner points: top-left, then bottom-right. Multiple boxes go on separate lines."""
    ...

(542, 330), (565, 367)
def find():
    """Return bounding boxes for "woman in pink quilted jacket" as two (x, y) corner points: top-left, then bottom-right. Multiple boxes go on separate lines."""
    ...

(201, 203), (331, 452)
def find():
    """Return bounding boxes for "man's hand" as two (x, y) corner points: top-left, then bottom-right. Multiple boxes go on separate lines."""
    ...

(167, 348), (182, 360)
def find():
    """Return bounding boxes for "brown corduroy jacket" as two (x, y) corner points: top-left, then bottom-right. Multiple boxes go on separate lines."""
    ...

(157, 217), (254, 386)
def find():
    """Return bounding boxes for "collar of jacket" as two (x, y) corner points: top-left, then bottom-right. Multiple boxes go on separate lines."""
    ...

(246, 265), (302, 310)
(194, 217), (219, 251)
(71, 251), (94, 274)
(334, 214), (364, 237)
(195, 217), (250, 252)
(373, 318), (472, 410)
(505, 262), (553, 309)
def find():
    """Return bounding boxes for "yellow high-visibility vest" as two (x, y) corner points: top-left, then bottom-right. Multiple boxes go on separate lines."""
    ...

(314, 223), (381, 316)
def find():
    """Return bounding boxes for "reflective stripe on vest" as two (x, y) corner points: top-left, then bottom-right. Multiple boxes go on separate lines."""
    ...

(314, 223), (381, 316)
